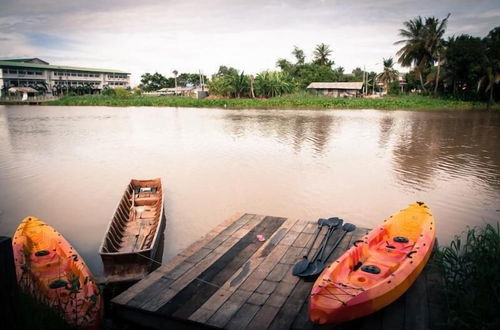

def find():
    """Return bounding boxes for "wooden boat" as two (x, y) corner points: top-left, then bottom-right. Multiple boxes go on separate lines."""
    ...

(309, 202), (435, 324)
(12, 216), (103, 329)
(99, 178), (165, 283)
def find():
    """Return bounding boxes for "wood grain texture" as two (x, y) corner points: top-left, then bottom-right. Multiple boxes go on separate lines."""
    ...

(112, 215), (445, 330)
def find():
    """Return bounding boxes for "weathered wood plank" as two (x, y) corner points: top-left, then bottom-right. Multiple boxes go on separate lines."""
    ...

(113, 212), (247, 305)
(404, 269), (429, 330)
(226, 303), (261, 330)
(129, 214), (264, 311)
(380, 294), (406, 330)
(189, 217), (298, 325)
(167, 216), (286, 319)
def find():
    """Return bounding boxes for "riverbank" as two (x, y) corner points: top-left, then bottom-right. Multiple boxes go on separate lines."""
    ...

(41, 94), (498, 110)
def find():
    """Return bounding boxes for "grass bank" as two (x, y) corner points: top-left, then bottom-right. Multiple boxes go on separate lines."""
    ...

(45, 94), (498, 110)
(435, 223), (500, 329)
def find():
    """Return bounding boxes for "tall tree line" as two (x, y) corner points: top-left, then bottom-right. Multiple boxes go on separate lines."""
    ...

(395, 15), (499, 102)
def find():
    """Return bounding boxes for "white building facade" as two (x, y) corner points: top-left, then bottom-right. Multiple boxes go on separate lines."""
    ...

(0, 58), (130, 97)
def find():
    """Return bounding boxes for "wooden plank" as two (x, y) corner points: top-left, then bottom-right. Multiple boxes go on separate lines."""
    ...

(166, 216), (286, 319)
(404, 270), (429, 330)
(380, 294), (406, 330)
(226, 303), (261, 330)
(205, 289), (254, 328)
(189, 217), (299, 325)
(128, 214), (264, 311)
(113, 212), (247, 305)
(279, 229), (357, 330)
(425, 242), (447, 330)
(245, 223), (329, 330)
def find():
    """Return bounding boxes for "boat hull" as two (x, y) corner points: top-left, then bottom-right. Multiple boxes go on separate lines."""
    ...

(99, 178), (165, 283)
(309, 202), (435, 324)
(12, 216), (103, 329)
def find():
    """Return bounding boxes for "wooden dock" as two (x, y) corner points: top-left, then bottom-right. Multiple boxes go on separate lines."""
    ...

(112, 213), (446, 329)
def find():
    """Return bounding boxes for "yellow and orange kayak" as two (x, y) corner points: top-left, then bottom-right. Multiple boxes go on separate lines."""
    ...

(309, 202), (435, 324)
(12, 216), (103, 329)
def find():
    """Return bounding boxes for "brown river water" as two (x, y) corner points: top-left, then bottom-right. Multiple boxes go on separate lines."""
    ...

(0, 105), (499, 275)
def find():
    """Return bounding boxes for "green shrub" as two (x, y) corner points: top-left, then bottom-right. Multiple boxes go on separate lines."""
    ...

(102, 88), (115, 96)
(113, 87), (131, 98)
(436, 223), (500, 329)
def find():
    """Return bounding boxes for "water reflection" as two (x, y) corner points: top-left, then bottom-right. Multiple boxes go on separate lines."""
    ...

(223, 112), (340, 156)
(0, 106), (499, 276)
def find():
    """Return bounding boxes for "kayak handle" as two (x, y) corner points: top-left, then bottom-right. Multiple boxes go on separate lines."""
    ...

(407, 250), (417, 258)
(353, 240), (364, 247)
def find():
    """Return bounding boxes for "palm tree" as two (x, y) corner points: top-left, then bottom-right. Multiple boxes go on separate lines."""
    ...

(377, 58), (399, 95)
(231, 71), (250, 98)
(478, 67), (500, 104)
(172, 70), (178, 94)
(292, 46), (306, 65)
(395, 15), (450, 95)
(424, 14), (450, 95)
(395, 17), (429, 92)
(313, 43), (333, 66)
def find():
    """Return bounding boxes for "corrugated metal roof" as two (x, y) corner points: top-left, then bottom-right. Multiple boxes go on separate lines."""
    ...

(307, 82), (363, 90)
(0, 60), (129, 74)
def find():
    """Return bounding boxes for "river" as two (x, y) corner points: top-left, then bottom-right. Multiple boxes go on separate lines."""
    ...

(1, 105), (499, 275)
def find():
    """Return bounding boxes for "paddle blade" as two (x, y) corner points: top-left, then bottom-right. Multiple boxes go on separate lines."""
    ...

(343, 223), (356, 232)
(327, 217), (343, 228)
(292, 258), (310, 276)
(298, 260), (325, 278)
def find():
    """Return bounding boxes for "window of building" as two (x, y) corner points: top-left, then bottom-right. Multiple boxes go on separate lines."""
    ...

(27, 71), (34, 75)
(78, 73), (82, 77)
(35, 71), (42, 75)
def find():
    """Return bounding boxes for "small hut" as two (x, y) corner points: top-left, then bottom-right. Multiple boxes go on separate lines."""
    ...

(307, 82), (363, 98)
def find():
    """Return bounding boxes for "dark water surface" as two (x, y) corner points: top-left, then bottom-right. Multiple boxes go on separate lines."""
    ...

(1, 106), (499, 275)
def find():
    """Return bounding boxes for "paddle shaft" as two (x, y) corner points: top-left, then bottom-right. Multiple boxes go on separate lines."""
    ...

(303, 224), (323, 259)
(314, 225), (336, 261)
(323, 230), (349, 262)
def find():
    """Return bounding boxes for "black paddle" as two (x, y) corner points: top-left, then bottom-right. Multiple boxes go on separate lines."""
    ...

(292, 218), (327, 276)
(302, 223), (357, 278)
(297, 218), (343, 277)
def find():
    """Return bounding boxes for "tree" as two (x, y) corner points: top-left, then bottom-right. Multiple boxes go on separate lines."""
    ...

(292, 46), (306, 65)
(444, 35), (486, 98)
(313, 43), (333, 66)
(139, 72), (169, 91)
(395, 16), (430, 92)
(172, 70), (178, 92)
(424, 14), (450, 95)
(352, 67), (364, 80)
(254, 71), (294, 98)
(478, 27), (500, 103)
(377, 58), (399, 94)
(231, 71), (250, 98)
(395, 14), (450, 94)
(207, 68), (250, 98)
(214, 65), (239, 78)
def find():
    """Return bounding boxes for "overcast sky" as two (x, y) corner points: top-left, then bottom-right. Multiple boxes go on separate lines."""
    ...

(1, 0), (499, 85)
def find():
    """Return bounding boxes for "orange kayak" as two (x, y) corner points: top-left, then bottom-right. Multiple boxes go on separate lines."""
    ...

(309, 202), (435, 324)
(12, 216), (103, 329)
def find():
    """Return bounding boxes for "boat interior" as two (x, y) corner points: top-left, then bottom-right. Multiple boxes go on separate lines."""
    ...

(101, 179), (163, 254)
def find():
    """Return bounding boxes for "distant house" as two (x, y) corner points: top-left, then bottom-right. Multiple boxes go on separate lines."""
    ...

(307, 82), (364, 98)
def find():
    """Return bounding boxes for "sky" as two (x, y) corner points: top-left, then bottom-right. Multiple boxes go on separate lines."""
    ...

(0, 0), (499, 86)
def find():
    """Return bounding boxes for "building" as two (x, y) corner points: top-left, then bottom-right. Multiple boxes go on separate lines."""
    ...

(307, 82), (364, 98)
(0, 58), (130, 97)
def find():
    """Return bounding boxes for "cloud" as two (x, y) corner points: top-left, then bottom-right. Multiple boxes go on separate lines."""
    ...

(0, 0), (498, 85)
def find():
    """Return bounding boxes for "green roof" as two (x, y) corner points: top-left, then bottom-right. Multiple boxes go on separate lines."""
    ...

(0, 60), (129, 74)
(3, 58), (41, 62)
